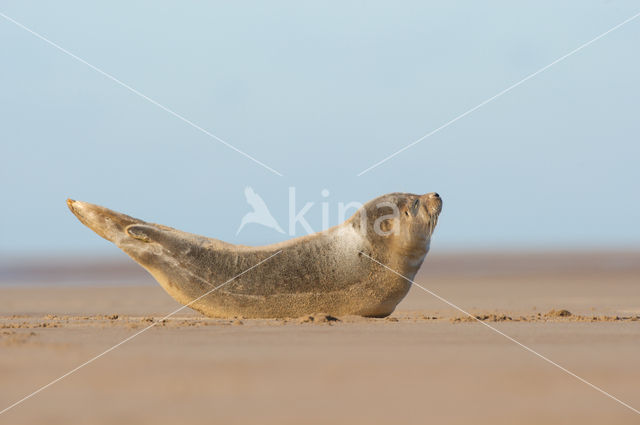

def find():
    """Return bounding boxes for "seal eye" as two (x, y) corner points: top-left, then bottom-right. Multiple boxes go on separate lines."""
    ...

(410, 199), (420, 216)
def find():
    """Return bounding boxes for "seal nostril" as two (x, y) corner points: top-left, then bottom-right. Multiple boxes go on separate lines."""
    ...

(433, 193), (440, 198)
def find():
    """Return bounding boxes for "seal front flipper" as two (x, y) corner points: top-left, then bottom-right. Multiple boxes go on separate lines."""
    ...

(125, 224), (219, 251)
(123, 223), (228, 272)
(126, 224), (188, 247)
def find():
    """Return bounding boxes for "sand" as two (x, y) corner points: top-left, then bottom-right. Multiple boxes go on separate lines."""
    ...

(1, 251), (640, 424)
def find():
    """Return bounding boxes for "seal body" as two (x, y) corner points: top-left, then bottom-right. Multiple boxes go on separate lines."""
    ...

(68, 192), (442, 318)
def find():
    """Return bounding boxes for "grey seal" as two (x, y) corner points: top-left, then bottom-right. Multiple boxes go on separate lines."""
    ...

(67, 192), (442, 318)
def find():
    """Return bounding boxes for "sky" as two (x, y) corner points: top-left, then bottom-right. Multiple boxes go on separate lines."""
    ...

(1, 1), (639, 257)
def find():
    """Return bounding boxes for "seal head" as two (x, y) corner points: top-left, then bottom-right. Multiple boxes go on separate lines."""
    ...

(355, 192), (441, 266)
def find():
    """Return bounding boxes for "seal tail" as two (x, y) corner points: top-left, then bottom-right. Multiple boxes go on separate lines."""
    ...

(67, 199), (146, 244)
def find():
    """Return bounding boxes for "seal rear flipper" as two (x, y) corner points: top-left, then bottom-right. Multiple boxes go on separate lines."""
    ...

(67, 199), (145, 244)
(68, 199), (233, 270)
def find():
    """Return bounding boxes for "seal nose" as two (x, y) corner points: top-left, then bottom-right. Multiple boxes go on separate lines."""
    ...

(423, 192), (442, 215)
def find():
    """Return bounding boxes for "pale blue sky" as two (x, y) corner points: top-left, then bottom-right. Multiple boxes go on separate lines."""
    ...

(1, 1), (639, 256)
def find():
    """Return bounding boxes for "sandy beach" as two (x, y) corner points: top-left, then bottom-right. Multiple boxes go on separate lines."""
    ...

(1, 251), (639, 424)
